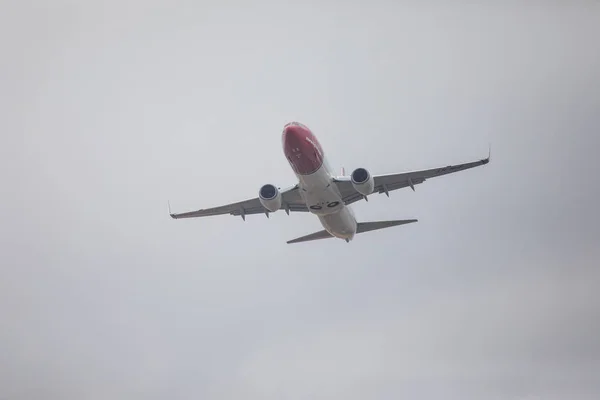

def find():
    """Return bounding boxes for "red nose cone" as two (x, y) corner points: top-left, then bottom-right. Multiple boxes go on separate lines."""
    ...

(282, 122), (324, 175)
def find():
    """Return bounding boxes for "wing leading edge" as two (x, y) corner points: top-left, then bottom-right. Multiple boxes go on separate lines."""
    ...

(334, 150), (490, 205)
(170, 184), (308, 220)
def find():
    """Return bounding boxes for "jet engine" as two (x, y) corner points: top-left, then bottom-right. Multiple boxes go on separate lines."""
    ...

(259, 184), (282, 212)
(351, 167), (375, 196)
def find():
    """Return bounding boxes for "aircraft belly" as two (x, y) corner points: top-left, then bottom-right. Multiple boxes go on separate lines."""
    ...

(298, 164), (344, 215)
(318, 207), (357, 239)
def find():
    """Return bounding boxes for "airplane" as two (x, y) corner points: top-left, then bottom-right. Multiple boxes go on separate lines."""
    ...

(170, 122), (490, 244)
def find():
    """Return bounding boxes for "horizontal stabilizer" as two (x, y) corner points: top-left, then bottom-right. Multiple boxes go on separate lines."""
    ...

(356, 219), (418, 233)
(286, 229), (333, 244)
(286, 219), (418, 244)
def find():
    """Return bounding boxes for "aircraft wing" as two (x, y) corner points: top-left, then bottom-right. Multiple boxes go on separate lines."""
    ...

(170, 184), (308, 220)
(334, 151), (490, 206)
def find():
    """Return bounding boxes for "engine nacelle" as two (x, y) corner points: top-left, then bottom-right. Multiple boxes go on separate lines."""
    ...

(351, 167), (375, 196)
(259, 184), (282, 212)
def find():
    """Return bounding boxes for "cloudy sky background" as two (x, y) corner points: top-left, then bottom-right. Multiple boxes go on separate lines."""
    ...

(2, 1), (600, 399)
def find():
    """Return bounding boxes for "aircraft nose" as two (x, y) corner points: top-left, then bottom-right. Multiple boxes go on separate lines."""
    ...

(282, 124), (303, 145)
(282, 122), (323, 175)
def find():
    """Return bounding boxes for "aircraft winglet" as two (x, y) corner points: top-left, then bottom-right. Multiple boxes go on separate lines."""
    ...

(481, 143), (491, 165)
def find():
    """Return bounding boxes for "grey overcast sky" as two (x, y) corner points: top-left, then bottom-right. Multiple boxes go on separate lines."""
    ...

(1, 1), (600, 399)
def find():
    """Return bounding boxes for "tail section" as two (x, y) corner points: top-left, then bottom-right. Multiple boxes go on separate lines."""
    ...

(286, 229), (333, 244)
(286, 219), (418, 244)
(356, 219), (418, 233)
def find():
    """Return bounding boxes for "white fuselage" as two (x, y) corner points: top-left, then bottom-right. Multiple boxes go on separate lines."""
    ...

(282, 121), (357, 241)
(295, 161), (358, 241)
